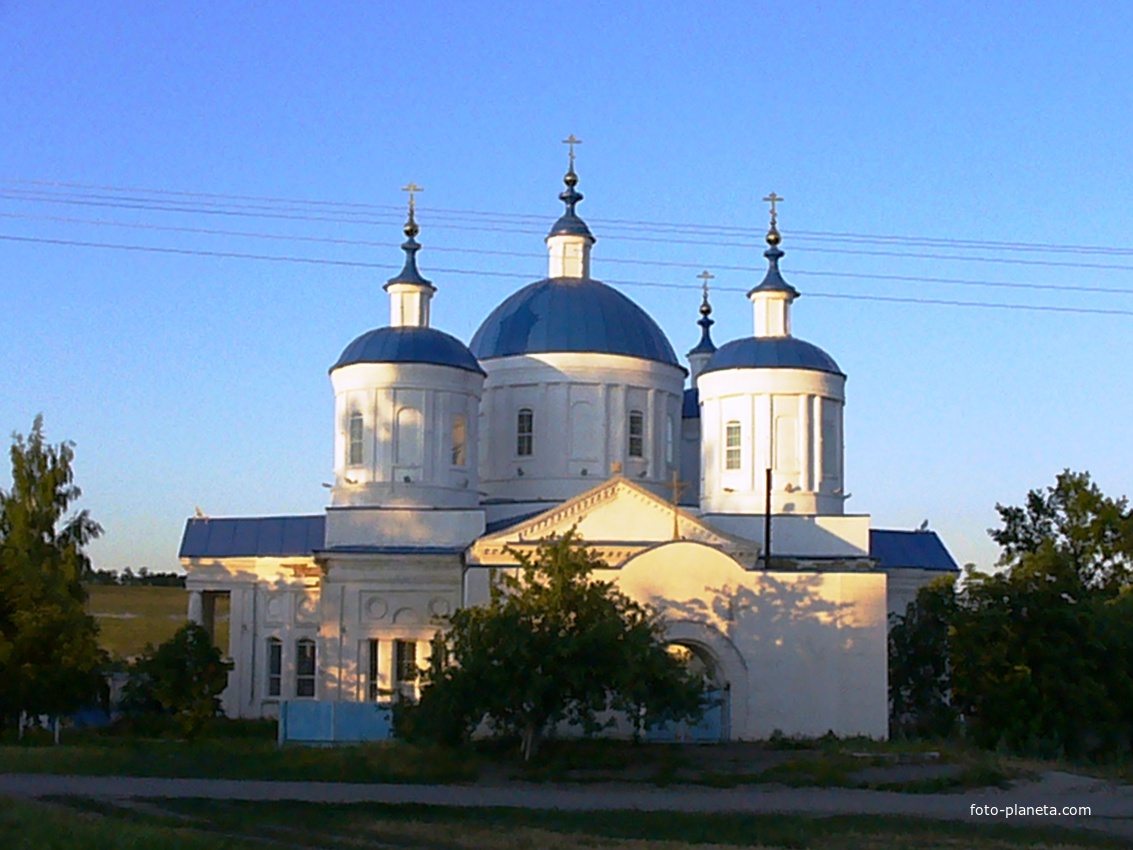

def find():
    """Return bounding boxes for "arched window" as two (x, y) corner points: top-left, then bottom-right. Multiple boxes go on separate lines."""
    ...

(395, 407), (423, 466)
(295, 638), (316, 698)
(725, 421), (741, 470)
(451, 414), (467, 467)
(516, 408), (534, 456)
(665, 416), (675, 466)
(347, 410), (364, 467)
(628, 410), (644, 458)
(266, 637), (282, 698)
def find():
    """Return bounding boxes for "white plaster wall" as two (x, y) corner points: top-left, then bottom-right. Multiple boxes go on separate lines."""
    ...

(185, 556), (322, 718)
(699, 367), (845, 515)
(324, 506), (485, 549)
(884, 568), (952, 622)
(330, 362), (483, 509)
(612, 541), (889, 739)
(184, 551), (463, 718)
(478, 352), (685, 503)
(316, 553), (462, 705)
(703, 513), (871, 558)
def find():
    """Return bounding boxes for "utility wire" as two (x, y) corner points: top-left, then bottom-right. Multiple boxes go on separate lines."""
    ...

(4, 210), (1133, 298)
(9, 190), (1133, 272)
(4, 233), (1132, 317)
(6, 177), (1133, 257)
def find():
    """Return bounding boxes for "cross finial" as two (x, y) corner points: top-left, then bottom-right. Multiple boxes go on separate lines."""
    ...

(402, 182), (424, 217)
(670, 469), (689, 539)
(696, 269), (715, 300)
(762, 191), (783, 228)
(562, 134), (582, 167)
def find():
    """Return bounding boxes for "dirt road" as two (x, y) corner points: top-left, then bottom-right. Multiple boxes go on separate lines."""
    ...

(1, 769), (1130, 839)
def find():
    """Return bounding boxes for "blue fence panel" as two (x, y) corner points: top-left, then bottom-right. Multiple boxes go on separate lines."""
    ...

(279, 701), (394, 745)
(647, 689), (726, 743)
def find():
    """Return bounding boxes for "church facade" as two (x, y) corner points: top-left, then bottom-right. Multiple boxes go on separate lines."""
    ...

(180, 159), (958, 740)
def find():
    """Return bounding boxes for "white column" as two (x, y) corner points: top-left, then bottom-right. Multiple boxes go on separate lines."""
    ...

(188, 590), (203, 624)
(799, 394), (812, 493)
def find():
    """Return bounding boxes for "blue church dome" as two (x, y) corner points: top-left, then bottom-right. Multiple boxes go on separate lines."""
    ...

(331, 326), (485, 375)
(470, 277), (680, 367)
(701, 336), (843, 377)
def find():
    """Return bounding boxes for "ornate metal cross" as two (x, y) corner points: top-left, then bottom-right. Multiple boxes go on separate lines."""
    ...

(762, 191), (783, 227)
(401, 182), (424, 215)
(562, 134), (582, 166)
(696, 269), (715, 299)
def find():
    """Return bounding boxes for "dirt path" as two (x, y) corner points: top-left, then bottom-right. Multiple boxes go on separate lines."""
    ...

(2, 770), (1130, 839)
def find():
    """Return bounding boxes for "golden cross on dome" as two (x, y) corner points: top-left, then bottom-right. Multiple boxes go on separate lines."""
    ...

(562, 134), (582, 166)
(762, 191), (783, 228)
(696, 269), (715, 299)
(401, 182), (424, 216)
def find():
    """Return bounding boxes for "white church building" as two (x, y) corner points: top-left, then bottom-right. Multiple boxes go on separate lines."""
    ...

(180, 157), (958, 740)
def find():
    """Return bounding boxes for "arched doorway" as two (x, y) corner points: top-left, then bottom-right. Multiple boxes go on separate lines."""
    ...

(647, 641), (729, 742)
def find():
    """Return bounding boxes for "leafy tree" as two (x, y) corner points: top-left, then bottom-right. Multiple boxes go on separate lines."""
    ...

(991, 469), (1132, 592)
(888, 574), (957, 739)
(0, 416), (106, 726)
(406, 531), (705, 760)
(121, 622), (232, 736)
(890, 470), (1133, 758)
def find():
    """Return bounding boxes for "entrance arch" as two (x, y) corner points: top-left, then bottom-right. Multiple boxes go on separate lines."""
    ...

(647, 621), (749, 742)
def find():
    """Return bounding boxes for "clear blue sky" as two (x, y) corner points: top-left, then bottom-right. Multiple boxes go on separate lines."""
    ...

(2, 2), (1131, 573)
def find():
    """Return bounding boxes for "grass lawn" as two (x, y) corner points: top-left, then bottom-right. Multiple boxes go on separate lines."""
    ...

(0, 733), (477, 785)
(3, 798), (1125, 850)
(84, 585), (227, 660)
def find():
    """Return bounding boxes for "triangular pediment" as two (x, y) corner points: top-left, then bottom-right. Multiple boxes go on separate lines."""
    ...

(468, 476), (760, 567)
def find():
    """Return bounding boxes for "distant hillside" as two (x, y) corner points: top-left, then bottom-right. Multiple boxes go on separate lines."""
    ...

(84, 585), (229, 660)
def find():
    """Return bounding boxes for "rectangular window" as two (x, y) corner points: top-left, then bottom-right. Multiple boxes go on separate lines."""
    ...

(267, 638), (282, 698)
(367, 638), (380, 702)
(348, 411), (364, 467)
(516, 409), (533, 456)
(395, 639), (417, 700)
(296, 638), (316, 698)
(451, 414), (467, 467)
(628, 410), (644, 458)
(725, 421), (741, 470)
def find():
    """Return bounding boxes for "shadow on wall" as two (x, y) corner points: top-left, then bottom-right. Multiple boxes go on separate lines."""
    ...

(651, 573), (881, 738)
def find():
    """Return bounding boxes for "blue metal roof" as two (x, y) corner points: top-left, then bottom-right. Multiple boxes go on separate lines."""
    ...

(701, 336), (843, 377)
(870, 529), (960, 572)
(682, 387), (700, 419)
(180, 515), (326, 559)
(748, 245), (800, 298)
(470, 278), (681, 367)
(331, 326), (485, 375)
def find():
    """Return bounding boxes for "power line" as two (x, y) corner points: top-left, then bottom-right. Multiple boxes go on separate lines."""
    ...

(4, 232), (1131, 317)
(4, 210), (1133, 299)
(10, 189), (1133, 272)
(7, 176), (1133, 257)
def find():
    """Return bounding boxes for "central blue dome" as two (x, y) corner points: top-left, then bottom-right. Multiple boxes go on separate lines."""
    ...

(470, 277), (680, 367)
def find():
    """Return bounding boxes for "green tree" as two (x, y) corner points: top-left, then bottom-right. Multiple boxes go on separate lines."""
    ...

(0, 416), (106, 726)
(406, 531), (705, 760)
(889, 470), (1133, 758)
(121, 622), (232, 736)
(888, 574), (957, 739)
(991, 469), (1132, 591)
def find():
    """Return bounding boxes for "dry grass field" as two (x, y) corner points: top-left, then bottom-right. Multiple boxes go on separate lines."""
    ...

(84, 585), (229, 659)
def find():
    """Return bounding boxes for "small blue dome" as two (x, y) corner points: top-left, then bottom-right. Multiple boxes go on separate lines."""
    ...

(701, 336), (843, 377)
(470, 277), (681, 367)
(331, 326), (485, 375)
